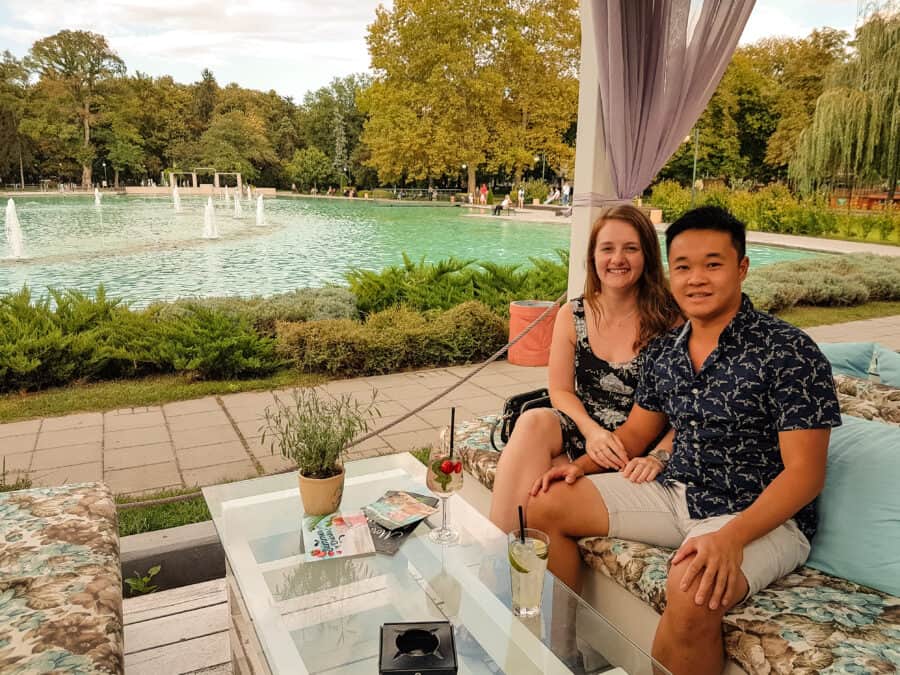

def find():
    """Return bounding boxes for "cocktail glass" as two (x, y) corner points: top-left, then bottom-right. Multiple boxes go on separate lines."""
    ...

(508, 528), (549, 617)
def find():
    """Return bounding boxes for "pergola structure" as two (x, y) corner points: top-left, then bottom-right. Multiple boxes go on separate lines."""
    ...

(165, 168), (243, 192)
(568, 0), (754, 297)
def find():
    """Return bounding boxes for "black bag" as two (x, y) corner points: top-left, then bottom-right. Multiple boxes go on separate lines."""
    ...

(490, 388), (552, 451)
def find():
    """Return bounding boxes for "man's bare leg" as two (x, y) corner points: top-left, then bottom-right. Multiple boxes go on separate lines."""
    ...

(652, 556), (749, 675)
(525, 477), (611, 592)
(489, 408), (567, 533)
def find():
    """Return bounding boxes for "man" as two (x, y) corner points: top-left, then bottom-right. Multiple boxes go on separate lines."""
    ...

(561, 181), (571, 206)
(527, 206), (840, 675)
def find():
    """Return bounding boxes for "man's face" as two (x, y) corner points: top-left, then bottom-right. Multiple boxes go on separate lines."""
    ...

(667, 229), (748, 322)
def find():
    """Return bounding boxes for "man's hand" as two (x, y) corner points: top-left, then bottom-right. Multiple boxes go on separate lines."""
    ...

(584, 427), (628, 470)
(529, 463), (584, 495)
(621, 456), (663, 483)
(671, 530), (745, 611)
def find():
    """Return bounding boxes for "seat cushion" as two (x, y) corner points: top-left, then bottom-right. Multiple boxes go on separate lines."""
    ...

(833, 374), (900, 425)
(440, 415), (501, 491)
(0, 482), (123, 674)
(579, 537), (900, 675)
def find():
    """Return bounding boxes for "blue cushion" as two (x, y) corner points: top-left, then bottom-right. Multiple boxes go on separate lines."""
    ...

(807, 414), (900, 596)
(874, 345), (900, 387)
(817, 342), (875, 379)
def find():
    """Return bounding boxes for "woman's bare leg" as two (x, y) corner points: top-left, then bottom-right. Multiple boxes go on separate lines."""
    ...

(525, 477), (610, 592)
(489, 408), (566, 533)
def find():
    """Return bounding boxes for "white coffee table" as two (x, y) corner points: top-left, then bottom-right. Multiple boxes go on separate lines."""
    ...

(203, 453), (667, 674)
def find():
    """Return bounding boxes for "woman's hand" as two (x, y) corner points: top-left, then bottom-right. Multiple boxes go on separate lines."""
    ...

(529, 463), (584, 495)
(621, 456), (664, 483)
(584, 426), (629, 470)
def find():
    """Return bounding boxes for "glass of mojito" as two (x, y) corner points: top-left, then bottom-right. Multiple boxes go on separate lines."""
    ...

(507, 528), (550, 617)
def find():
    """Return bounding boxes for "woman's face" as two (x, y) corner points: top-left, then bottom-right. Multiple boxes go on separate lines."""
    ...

(593, 219), (645, 292)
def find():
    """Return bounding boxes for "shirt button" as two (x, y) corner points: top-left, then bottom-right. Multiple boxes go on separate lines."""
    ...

(690, 420), (697, 427)
(691, 388), (699, 395)
(693, 443), (700, 449)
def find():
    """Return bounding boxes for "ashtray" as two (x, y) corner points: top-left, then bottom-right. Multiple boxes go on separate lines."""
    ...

(379, 621), (458, 674)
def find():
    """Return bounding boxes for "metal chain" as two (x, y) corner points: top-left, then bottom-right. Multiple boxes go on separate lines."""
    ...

(117, 293), (566, 512)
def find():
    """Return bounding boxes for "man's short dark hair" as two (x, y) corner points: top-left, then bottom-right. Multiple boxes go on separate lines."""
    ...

(665, 206), (746, 260)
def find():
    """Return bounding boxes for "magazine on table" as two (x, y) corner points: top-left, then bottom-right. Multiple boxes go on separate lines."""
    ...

(301, 511), (375, 562)
(363, 490), (439, 531)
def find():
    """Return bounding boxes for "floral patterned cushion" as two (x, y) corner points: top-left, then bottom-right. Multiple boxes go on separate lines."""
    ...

(833, 374), (900, 425)
(0, 483), (123, 674)
(579, 537), (900, 675)
(440, 415), (501, 491)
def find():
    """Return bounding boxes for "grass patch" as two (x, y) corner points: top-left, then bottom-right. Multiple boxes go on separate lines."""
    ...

(0, 368), (322, 424)
(116, 487), (210, 538)
(776, 300), (900, 328)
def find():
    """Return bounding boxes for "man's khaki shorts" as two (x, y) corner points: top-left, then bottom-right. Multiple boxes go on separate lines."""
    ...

(586, 473), (810, 598)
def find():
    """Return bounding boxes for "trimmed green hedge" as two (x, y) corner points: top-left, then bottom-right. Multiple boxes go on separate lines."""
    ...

(276, 301), (507, 376)
(149, 287), (356, 335)
(650, 180), (900, 241)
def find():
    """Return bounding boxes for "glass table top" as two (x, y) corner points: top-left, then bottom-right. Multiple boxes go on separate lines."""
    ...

(203, 454), (667, 675)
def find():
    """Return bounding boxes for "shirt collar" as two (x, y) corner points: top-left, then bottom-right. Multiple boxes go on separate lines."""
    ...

(674, 293), (755, 348)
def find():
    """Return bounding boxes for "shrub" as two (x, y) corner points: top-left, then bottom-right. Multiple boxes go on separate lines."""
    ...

(520, 179), (551, 203)
(649, 180), (691, 221)
(151, 287), (356, 335)
(746, 254), (900, 312)
(346, 252), (567, 316)
(276, 302), (507, 377)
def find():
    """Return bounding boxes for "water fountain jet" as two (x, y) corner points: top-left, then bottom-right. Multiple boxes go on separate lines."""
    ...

(256, 195), (265, 226)
(4, 198), (25, 259)
(234, 193), (243, 219)
(202, 197), (219, 239)
(173, 186), (182, 213)
(94, 188), (102, 207)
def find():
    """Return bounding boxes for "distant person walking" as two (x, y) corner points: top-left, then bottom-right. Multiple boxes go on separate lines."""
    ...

(479, 183), (488, 205)
(562, 181), (571, 206)
(517, 185), (525, 209)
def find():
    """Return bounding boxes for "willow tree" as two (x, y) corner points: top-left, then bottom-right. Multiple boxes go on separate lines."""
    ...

(790, 12), (900, 200)
(28, 30), (125, 187)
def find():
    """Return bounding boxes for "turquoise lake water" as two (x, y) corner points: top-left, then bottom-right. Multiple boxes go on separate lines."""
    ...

(1, 195), (817, 305)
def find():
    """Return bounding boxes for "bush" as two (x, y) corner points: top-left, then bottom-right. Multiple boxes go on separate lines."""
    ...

(520, 179), (551, 204)
(346, 252), (567, 316)
(276, 302), (507, 377)
(0, 287), (281, 393)
(746, 254), (900, 313)
(151, 287), (356, 335)
(649, 180), (691, 221)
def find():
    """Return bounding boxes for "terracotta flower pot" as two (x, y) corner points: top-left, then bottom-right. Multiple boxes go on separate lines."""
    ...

(297, 468), (345, 515)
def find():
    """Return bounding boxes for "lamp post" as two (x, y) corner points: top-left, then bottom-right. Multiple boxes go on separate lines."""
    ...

(689, 127), (700, 206)
(461, 163), (467, 191)
(102, 160), (108, 188)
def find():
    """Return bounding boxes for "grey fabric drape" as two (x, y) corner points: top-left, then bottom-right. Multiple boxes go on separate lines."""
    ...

(593, 0), (755, 199)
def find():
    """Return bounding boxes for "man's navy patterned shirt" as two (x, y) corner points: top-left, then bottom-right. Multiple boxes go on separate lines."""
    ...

(636, 294), (841, 541)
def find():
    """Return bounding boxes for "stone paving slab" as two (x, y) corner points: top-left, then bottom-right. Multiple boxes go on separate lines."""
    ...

(0, 419), (40, 438)
(40, 412), (102, 432)
(31, 442), (101, 470)
(105, 410), (166, 432)
(106, 426), (171, 450)
(104, 442), (175, 471)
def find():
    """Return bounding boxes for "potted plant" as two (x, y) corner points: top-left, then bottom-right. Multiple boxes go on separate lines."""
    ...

(261, 388), (378, 515)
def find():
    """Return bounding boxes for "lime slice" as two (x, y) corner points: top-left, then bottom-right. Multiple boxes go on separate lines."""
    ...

(508, 549), (530, 574)
(533, 540), (548, 560)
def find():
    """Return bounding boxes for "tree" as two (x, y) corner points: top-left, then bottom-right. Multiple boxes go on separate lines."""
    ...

(192, 68), (218, 133)
(0, 51), (31, 187)
(27, 30), (125, 187)
(361, 0), (578, 193)
(791, 13), (900, 200)
(286, 147), (335, 190)
(198, 110), (277, 181)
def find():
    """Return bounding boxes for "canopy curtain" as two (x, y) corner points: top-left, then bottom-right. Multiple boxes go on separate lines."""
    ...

(592, 0), (755, 200)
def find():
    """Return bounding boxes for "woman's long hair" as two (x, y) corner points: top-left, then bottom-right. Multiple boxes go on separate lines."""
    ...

(583, 204), (682, 351)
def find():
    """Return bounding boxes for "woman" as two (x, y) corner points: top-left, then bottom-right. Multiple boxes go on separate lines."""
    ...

(489, 204), (681, 533)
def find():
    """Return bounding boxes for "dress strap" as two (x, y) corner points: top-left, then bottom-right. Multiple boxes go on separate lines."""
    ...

(572, 296), (589, 342)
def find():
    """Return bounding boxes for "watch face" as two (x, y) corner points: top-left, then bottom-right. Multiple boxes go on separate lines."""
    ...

(653, 449), (671, 462)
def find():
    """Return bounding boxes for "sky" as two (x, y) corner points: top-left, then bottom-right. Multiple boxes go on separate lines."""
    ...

(0, 1), (860, 101)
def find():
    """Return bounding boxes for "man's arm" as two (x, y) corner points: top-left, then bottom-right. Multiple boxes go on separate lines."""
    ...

(674, 428), (830, 610)
(614, 404), (670, 459)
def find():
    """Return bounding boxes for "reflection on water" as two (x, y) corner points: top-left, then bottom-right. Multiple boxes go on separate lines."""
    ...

(0, 195), (817, 306)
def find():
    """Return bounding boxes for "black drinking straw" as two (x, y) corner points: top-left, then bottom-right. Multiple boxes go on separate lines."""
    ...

(518, 505), (526, 543)
(449, 407), (456, 460)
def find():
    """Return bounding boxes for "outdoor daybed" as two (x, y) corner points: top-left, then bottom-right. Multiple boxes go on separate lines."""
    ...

(0, 482), (124, 674)
(444, 342), (900, 675)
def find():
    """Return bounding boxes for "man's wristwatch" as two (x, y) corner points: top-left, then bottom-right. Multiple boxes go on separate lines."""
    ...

(648, 448), (671, 466)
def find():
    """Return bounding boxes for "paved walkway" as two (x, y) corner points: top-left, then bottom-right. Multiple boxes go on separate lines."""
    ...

(1, 317), (897, 497)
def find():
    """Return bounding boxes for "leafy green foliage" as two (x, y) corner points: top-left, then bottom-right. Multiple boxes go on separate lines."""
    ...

(286, 147), (337, 190)
(124, 565), (161, 596)
(0, 287), (281, 393)
(276, 301), (507, 376)
(346, 251), (568, 316)
(261, 388), (378, 478)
